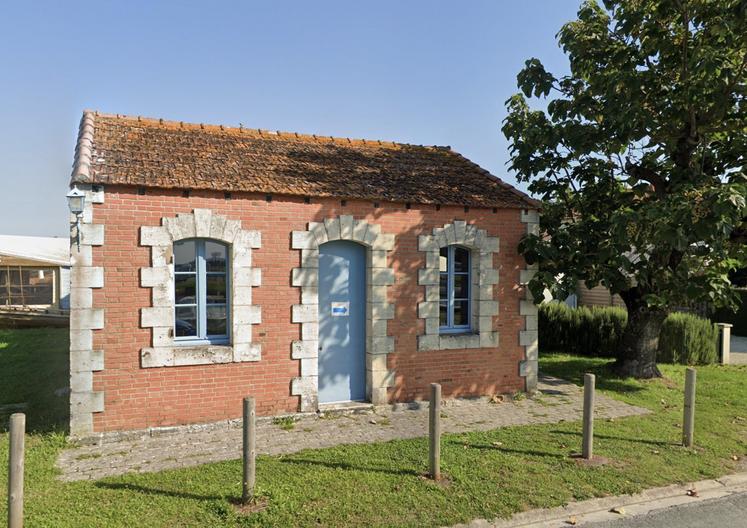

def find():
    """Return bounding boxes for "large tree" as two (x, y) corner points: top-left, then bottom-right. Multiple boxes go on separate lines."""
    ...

(503, 0), (747, 377)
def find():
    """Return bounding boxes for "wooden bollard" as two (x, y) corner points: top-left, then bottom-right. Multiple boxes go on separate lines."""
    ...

(582, 373), (595, 460)
(8, 413), (25, 528)
(683, 368), (696, 448)
(429, 383), (441, 480)
(242, 397), (256, 504)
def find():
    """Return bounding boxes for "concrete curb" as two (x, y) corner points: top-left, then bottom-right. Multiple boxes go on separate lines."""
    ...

(450, 471), (747, 528)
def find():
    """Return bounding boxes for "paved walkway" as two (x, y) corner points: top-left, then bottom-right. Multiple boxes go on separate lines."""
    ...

(57, 375), (648, 481)
(730, 334), (747, 365)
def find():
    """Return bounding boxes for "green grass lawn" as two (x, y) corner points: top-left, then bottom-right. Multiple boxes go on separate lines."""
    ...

(0, 327), (69, 432)
(2, 329), (747, 527)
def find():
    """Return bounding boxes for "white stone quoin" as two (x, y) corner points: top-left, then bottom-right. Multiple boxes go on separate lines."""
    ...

(68, 111), (107, 438)
(519, 209), (540, 393)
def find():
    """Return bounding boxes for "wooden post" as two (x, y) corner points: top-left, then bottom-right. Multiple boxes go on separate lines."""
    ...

(429, 383), (441, 480)
(242, 397), (256, 504)
(8, 413), (25, 528)
(582, 373), (595, 460)
(683, 368), (697, 448)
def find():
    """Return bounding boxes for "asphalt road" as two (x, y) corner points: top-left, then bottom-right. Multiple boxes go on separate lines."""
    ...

(581, 491), (747, 527)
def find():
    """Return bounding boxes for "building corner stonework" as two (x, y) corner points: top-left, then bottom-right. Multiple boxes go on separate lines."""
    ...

(68, 184), (106, 438)
(519, 209), (540, 393)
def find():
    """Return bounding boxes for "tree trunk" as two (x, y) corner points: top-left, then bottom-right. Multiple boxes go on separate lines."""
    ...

(615, 292), (667, 378)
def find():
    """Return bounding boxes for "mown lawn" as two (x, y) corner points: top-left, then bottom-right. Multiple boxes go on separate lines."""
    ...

(0, 327), (69, 432)
(1, 329), (747, 527)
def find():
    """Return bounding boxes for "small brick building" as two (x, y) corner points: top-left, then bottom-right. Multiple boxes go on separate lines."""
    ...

(67, 111), (540, 438)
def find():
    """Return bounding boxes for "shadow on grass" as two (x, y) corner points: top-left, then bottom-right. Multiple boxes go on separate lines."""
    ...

(453, 440), (567, 460)
(95, 482), (225, 502)
(550, 429), (677, 447)
(278, 457), (421, 477)
(540, 357), (644, 395)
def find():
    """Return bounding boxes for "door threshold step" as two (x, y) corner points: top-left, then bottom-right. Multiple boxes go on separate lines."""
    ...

(318, 401), (374, 415)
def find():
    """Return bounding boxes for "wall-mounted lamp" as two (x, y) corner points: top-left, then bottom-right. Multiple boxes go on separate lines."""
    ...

(66, 186), (85, 249)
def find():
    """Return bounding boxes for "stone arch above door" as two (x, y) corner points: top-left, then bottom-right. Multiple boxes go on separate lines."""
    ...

(290, 215), (395, 411)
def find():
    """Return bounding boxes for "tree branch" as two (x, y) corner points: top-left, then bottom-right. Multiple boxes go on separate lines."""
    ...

(731, 221), (747, 244)
(624, 160), (668, 196)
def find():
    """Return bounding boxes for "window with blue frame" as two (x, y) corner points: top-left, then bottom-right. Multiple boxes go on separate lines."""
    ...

(174, 239), (229, 344)
(439, 245), (471, 333)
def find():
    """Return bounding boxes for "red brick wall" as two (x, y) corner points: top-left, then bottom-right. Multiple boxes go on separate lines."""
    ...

(90, 185), (529, 432)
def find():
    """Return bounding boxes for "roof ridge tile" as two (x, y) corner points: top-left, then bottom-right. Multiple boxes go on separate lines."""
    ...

(70, 110), (96, 183)
(89, 110), (455, 150)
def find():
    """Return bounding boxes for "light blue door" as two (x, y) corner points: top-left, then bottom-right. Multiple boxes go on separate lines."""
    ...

(318, 240), (366, 403)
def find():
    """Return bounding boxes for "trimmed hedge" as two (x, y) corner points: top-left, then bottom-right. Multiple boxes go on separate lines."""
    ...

(539, 302), (719, 365)
(539, 302), (627, 358)
(658, 312), (719, 365)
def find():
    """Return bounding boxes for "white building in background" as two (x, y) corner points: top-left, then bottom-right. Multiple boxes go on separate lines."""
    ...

(0, 235), (70, 310)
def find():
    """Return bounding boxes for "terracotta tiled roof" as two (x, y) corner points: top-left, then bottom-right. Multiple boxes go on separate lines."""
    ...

(70, 111), (538, 209)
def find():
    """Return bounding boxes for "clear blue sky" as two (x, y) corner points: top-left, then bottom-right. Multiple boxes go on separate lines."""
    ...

(0, 1), (579, 237)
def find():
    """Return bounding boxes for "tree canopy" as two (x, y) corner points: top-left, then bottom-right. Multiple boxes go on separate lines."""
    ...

(503, 0), (747, 377)
(504, 0), (747, 315)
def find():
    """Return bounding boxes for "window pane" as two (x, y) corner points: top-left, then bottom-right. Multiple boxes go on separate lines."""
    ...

(206, 304), (227, 335)
(206, 275), (227, 304)
(174, 274), (196, 304)
(174, 240), (196, 272)
(439, 274), (448, 300)
(0, 270), (8, 304)
(454, 247), (469, 272)
(22, 268), (54, 304)
(439, 301), (448, 327)
(175, 306), (197, 337)
(454, 274), (469, 299)
(0, 268), (54, 305)
(205, 241), (227, 272)
(454, 300), (469, 326)
(439, 247), (448, 272)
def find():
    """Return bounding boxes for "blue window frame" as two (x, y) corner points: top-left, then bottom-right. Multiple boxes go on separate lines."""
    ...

(174, 239), (230, 345)
(439, 245), (471, 333)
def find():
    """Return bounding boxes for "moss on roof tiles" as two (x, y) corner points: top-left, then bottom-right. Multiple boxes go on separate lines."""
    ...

(71, 112), (538, 209)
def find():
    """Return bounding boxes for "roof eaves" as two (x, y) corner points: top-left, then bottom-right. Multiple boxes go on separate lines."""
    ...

(446, 149), (541, 209)
(0, 250), (69, 266)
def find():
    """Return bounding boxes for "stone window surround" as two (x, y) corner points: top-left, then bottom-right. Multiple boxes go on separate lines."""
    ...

(139, 209), (262, 368)
(290, 215), (395, 412)
(519, 209), (540, 392)
(416, 221), (500, 351)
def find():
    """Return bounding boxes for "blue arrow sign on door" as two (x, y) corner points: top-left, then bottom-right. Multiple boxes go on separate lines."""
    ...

(331, 302), (349, 316)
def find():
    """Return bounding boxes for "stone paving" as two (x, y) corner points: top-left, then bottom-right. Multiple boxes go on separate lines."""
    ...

(730, 335), (747, 365)
(57, 375), (649, 481)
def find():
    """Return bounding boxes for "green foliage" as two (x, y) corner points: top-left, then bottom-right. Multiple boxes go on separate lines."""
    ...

(658, 312), (719, 365)
(539, 302), (627, 357)
(541, 303), (719, 364)
(713, 289), (747, 335)
(272, 416), (297, 431)
(504, 0), (747, 314)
